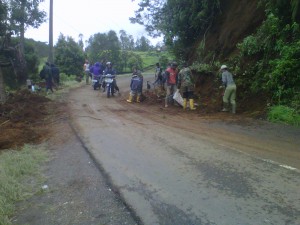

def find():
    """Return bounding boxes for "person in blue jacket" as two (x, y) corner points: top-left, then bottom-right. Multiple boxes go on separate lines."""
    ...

(103, 62), (119, 93)
(127, 66), (143, 103)
(90, 62), (103, 89)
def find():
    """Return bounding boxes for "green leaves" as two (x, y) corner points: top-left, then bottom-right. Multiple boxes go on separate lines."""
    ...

(55, 34), (85, 76)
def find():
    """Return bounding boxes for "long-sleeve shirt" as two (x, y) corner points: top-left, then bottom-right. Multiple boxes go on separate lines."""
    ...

(222, 71), (235, 87)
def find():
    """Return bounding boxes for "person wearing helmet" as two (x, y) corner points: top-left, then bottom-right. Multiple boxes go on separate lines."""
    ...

(164, 61), (179, 107)
(220, 65), (236, 113)
(127, 66), (143, 103)
(177, 62), (196, 110)
(103, 62), (119, 94)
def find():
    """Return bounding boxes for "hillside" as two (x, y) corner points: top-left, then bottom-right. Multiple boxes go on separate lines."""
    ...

(191, 0), (266, 116)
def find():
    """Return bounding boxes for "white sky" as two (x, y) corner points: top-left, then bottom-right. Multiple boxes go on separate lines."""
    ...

(25, 0), (162, 46)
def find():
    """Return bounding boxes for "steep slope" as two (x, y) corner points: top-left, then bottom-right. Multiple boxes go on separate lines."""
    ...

(204, 0), (265, 60)
(192, 0), (266, 115)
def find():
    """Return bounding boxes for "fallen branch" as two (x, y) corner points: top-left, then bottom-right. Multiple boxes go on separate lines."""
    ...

(0, 120), (10, 126)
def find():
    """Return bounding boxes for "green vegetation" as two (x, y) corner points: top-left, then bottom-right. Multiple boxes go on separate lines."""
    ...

(55, 34), (85, 77)
(268, 105), (300, 126)
(0, 145), (48, 225)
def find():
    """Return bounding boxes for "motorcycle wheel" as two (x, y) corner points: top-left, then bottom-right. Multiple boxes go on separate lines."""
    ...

(107, 85), (110, 98)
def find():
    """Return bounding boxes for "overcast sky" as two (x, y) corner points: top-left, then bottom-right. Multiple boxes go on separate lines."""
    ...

(25, 0), (162, 46)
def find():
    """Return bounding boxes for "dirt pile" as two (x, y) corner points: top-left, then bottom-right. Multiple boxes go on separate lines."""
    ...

(0, 90), (55, 150)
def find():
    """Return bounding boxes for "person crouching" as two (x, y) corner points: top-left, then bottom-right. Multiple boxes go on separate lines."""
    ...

(127, 67), (143, 103)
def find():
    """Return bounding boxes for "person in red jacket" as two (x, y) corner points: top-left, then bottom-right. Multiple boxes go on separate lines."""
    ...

(164, 61), (179, 107)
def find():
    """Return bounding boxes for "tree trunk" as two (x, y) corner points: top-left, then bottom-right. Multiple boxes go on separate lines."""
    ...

(0, 67), (6, 103)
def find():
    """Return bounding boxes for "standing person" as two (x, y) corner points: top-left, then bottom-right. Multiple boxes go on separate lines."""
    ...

(83, 60), (90, 85)
(103, 62), (119, 94)
(51, 63), (60, 86)
(43, 62), (53, 94)
(220, 65), (236, 114)
(177, 62), (196, 110)
(127, 66), (143, 103)
(164, 61), (179, 107)
(154, 63), (161, 79)
(153, 63), (163, 87)
(90, 62), (103, 89)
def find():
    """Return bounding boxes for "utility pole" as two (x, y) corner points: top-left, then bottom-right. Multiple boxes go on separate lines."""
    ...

(48, 0), (53, 63)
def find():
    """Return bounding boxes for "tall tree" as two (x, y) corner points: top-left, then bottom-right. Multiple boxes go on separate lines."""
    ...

(87, 30), (121, 69)
(55, 34), (85, 76)
(0, 1), (8, 103)
(9, 0), (46, 49)
(8, 0), (46, 79)
(119, 30), (130, 50)
(135, 36), (151, 51)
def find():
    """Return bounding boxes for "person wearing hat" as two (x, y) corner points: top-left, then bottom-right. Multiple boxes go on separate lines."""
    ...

(127, 66), (143, 103)
(220, 65), (236, 113)
(164, 61), (179, 107)
(177, 62), (196, 110)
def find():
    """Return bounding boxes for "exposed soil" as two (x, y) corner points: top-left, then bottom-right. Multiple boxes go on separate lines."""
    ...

(0, 79), (283, 153)
(0, 89), (54, 150)
(2, 80), (299, 224)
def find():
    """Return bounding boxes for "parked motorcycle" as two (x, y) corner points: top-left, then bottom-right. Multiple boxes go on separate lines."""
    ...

(103, 74), (115, 97)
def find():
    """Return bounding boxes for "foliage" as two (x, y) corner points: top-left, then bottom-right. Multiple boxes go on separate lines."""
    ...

(54, 34), (85, 76)
(26, 38), (48, 58)
(119, 30), (135, 51)
(131, 0), (220, 60)
(24, 40), (40, 81)
(0, 145), (47, 225)
(135, 36), (152, 51)
(234, 3), (300, 108)
(127, 53), (143, 71)
(0, 1), (8, 36)
(119, 51), (143, 73)
(87, 30), (121, 69)
(267, 105), (300, 126)
(7, 0), (46, 35)
(1, 38), (40, 88)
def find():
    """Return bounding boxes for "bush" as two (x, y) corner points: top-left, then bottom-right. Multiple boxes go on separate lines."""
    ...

(267, 105), (300, 126)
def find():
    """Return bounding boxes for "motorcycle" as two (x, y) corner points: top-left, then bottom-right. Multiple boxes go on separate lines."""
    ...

(103, 74), (116, 97)
(92, 75), (102, 90)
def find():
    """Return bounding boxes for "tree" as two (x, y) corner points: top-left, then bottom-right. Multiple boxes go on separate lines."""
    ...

(8, 0), (46, 50)
(55, 34), (85, 76)
(130, 0), (221, 59)
(0, 1), (8, 103)
(87, 30), (121, 70)
(78, 33), (84, 50)
(119, 30), (131, 50)
(135, 36), (151, 51)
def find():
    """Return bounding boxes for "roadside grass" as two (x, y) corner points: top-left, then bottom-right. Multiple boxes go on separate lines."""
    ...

(0, 145), (48, 225)
(267, 105), (300, 126)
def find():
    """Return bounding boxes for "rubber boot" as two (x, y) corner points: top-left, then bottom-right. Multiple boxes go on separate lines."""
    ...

(137, 95), (141, 103)
(222, 103), (229, 112)
(183, 98), (187, 110)
(232, 104), (236, 114)
(189, 99), (196, 110)
(127, 94), (133, 103)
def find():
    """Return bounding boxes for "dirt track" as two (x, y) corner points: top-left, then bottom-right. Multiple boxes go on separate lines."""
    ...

(12, 73), (300, 225)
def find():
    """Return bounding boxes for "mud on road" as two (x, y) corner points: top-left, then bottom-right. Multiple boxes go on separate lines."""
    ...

(3, 75), (300, 225)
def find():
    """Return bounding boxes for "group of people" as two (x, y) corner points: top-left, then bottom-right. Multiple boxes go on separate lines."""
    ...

(39, 62), (60, 94)
(83, 59), (237, 113)
(152, 62), (237, 113)
(84, 60), (119, 94)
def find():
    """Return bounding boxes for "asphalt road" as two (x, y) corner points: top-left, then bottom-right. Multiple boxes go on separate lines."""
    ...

(69, 73), (300, 225)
